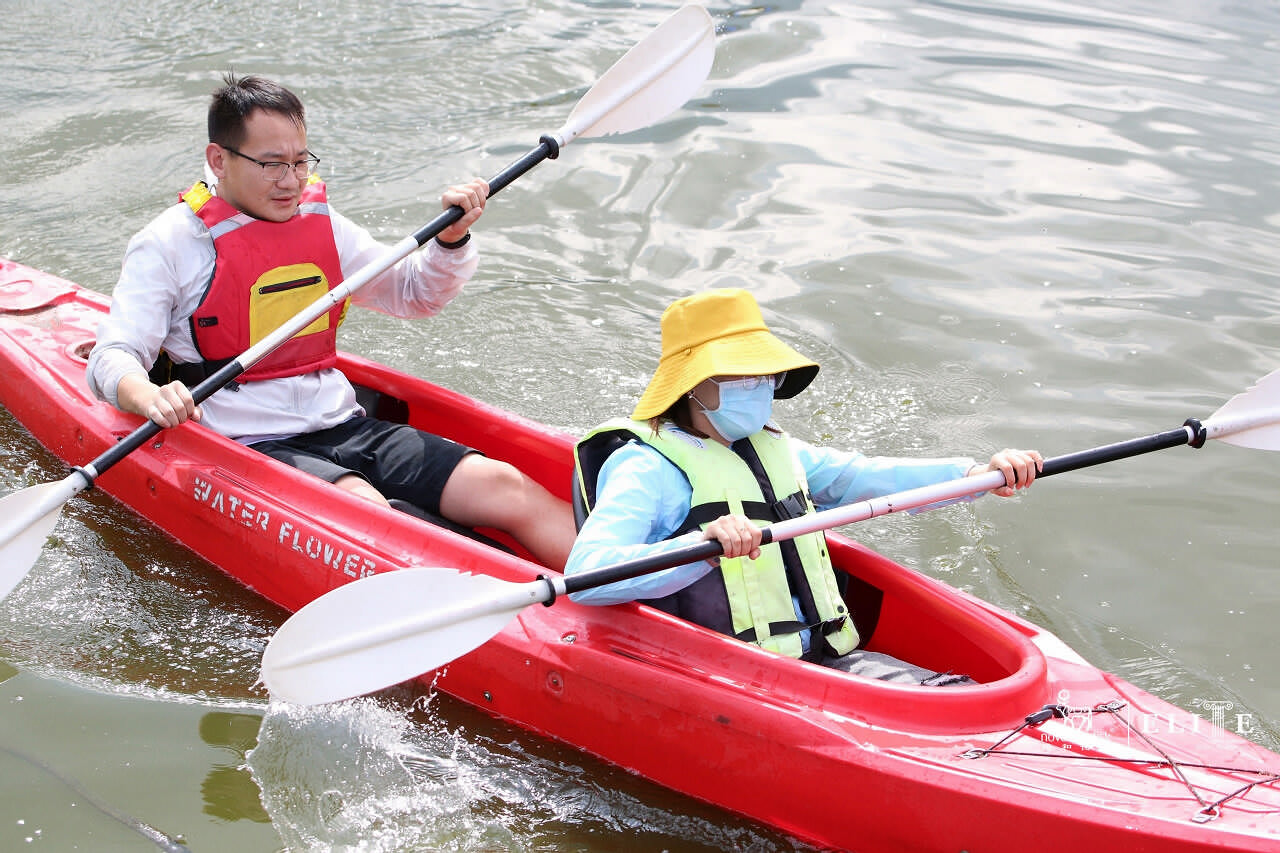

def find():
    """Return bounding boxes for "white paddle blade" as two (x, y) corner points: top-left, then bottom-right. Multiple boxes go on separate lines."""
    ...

(260, 567), (547, 705)
(561, 4), (716, 143)
(1204, 368), (1280, 450)
(0, 479), (76, 601)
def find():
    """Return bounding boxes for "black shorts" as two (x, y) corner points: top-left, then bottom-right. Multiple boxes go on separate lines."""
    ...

(249, 416), (474, 515)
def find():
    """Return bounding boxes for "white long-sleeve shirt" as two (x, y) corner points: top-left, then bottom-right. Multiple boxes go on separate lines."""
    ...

(87, 196), (478, 443)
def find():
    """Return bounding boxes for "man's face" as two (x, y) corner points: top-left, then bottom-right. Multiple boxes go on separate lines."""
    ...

(206, 109), (309, 223)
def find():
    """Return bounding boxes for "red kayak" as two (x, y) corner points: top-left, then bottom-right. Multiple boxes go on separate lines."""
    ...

(2, 256), (1278, 851)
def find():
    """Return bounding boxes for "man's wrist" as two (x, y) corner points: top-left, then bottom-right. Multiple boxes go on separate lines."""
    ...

(435, 232), (471, 250)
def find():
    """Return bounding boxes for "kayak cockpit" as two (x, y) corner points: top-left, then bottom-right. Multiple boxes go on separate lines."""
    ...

(340, 350), (1054, 734)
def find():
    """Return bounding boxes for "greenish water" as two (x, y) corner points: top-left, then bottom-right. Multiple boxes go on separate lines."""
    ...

(2, 0), (1279, 849)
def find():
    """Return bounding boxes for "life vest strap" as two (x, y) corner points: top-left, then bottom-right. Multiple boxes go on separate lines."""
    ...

(735, 620), (807, 645)
(736, 616), (843, 663)
(148, 351), (235, 388)
(685, 489), (811, 528)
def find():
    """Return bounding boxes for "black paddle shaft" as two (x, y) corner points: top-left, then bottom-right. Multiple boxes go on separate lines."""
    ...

(1039, 419), (1205, 477)
(557, 419), (1209, 600)
(76, 135), (565, 489)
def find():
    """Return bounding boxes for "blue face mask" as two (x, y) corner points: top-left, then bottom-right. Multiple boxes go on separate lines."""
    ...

(695, 377), (776, 442)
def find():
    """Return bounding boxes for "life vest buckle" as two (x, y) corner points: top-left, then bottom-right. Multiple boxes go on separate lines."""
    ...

(771, 490), (807, 520)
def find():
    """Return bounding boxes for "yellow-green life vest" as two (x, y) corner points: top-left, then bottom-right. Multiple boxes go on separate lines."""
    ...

(574, 419), (859, 660)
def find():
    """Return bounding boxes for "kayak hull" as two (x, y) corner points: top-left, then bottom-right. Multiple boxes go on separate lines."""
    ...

(2, 258), (1278, 851)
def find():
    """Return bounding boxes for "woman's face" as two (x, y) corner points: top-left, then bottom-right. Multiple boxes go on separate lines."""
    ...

(690, 374), (783, 407)
(685, 374), (783, 444)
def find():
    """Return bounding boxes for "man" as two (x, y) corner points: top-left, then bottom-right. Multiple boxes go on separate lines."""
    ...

(87, 74), (574, 569)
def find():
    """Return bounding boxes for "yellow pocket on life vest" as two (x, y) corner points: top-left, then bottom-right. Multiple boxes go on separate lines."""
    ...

(249, 263), (342, 344)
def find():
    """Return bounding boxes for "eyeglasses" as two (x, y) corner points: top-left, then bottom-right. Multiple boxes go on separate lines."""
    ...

(712, 373), (787, 392)
(222, 145), (320, 182)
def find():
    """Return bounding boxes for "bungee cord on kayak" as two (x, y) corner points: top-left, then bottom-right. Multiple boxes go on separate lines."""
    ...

(962, 699), (1280, 823)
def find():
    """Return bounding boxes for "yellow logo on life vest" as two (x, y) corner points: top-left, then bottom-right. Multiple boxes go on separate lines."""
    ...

(249, 263), (349, 345)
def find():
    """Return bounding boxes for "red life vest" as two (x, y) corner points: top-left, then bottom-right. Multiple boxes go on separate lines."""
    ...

(180, 179), (349, 382)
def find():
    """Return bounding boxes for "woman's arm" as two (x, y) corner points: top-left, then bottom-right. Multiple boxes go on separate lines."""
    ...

(565, 442), (717, 605)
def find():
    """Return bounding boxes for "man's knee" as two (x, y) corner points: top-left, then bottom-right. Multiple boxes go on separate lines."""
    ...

(459, 455), (532, 496)
(334, 473), (390, 506)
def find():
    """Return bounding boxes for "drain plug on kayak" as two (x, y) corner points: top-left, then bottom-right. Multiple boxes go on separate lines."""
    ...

(546, 671), (565, 696)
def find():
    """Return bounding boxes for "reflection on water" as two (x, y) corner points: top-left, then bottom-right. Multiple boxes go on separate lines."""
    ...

(199, 712), (271, 824)
(0, 670), (276, 850)
(0, 738), (191, 852)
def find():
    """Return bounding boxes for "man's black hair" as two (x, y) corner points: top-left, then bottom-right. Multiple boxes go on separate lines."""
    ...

(208, 73), (305, 147)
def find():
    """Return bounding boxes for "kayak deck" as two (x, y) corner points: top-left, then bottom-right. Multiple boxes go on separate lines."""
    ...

(2, 257), (1278, 851)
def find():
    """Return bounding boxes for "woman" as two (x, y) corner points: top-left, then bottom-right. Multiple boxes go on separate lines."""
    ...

(566, 288), (1042, 683)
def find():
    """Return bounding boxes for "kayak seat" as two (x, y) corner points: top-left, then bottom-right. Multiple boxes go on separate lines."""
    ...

(352, 382), (410, 424)
(838, 569), (884, 648)
(350, 383), (516, 554)
(387, 498), (514, 554)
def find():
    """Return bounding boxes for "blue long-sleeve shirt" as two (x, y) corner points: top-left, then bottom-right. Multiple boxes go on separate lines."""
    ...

(565, 429), (976, 606)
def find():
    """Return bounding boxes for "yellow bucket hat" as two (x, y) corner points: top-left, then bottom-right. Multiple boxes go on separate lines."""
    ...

(631, 288), (819, 420)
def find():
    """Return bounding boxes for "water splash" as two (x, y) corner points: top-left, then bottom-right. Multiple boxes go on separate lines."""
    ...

(248, 692), (813, 852)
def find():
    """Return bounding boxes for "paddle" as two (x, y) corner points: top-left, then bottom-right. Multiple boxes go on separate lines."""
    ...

(0, 4), (717, 603)
(259, 368), (1280, 705)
